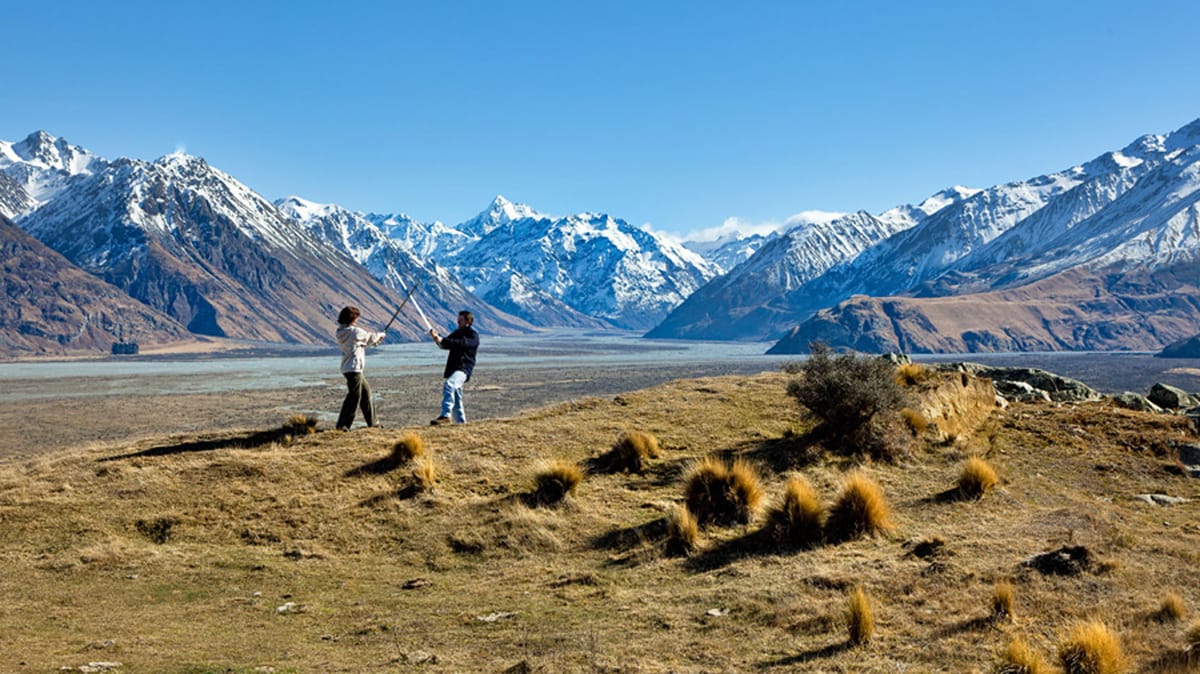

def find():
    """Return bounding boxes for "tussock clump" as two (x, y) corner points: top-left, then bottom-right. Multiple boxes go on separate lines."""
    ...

(531, 460), (583, 506)
(1058, 621), (1123, 674)
(665, 504), (699, 557)
(895, 362), (935, 387)
(600, 430), (661, 473)
(826, 471), (894, 543)
(1187, 621), (1200, 649)
(957, 456), (999, 499)
(284, 414), (319, 436)
(390, 432), (426, 464)
(900, 407), (930, 435)
(785, 342), (912, 460)
(991, 581), (1016, 623)
(683, 457), (763, 527)
(413, 458), (438, 492)
(845, 585), (874, 646)
(766, 475), (825, 549)
(998, 637), (1050, 674)
(135, 516), (179, 544)
(1157, 591), (1188, 623)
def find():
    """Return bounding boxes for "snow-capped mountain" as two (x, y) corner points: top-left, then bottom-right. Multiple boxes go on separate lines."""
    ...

(446, 197), (721, 330)
(364, 211), (473, 260)
(0, 131), (106, 216)
(767, 118), (1200, 353)
(17, 147), (409, 344)
(683, 230), (781, 273)
(275, 196), (532, 334)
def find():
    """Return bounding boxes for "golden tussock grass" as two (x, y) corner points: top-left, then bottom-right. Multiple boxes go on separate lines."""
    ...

(602, 430), (661, 473)
(846, 585), (874, 646)
(284, 413), (319, 435)
(412, 457), (438, 492)
(998, 637), (1051, 674)
(665, 503), (699, 556)
(683, 456), (763, 526)
(900, 407), (930, 435)
(1156, 591), (1188, 622)
(766, 474), (825, 549)
(1058, 620), (1123, 674)
(1187, 621), (1200, 649)
(531, 459), (583, 506)
(958, 456), (999, 499)
(826, 470), (894, 543)
(895, 362), (935, 387)
(390, 431), (426, 463)
(992, 580), (1016, 623)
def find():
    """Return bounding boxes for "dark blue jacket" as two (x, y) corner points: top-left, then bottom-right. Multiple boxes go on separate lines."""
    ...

(439, 326), (479, 380)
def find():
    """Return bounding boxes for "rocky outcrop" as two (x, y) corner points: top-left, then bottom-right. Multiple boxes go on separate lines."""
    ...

(1111, 393), (1164, 413)
(1147, 383), (1199, 410)
(932, 363), (1101, 404)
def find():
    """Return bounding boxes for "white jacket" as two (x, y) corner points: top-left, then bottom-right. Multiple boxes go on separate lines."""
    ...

(337, 324), (386, 373)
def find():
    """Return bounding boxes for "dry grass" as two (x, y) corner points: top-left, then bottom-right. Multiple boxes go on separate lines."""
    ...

(1157, 591), (1188, 623)
(895, 362), (936, 387)
(999, 637), (1051, 674)
(531, 459), (583, 506)
(766, 474), (825, 549)
(601, 430), (661, 473)
(1187, 621), (1200, 649)
(412, 457), (438, 492)
(665, 503), (699, 556)
(826, 470), (894, 543)
(846, 585), (875, 646)
(284, 413), (319, 435)
(390, 431), (426, 463)
(900, 407), (930, 435)
(1, 370), (1198, 672)
(683, 456), (763, 526)
(992, 580), (1016, 623)
(1058, 621), (1124, 674)
(958, 455), (999, 499)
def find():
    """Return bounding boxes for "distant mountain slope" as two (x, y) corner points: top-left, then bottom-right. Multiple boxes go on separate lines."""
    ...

(0, 214), (190, 356)
(17, 151), (407, 344)
(447, 197), (720, 330)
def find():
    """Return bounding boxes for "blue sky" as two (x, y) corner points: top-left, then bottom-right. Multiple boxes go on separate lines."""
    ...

(5, 0), (1200, 239)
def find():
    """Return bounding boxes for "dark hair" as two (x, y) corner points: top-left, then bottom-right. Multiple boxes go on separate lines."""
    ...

(458, 310), (474, 326)
(338, 306), (360, 325)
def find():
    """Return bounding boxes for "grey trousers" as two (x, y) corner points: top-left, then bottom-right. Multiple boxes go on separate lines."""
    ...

(338, 371), (376, 429)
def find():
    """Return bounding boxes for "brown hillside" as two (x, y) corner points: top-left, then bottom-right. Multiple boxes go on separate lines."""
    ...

(0, 371), (1197, 672)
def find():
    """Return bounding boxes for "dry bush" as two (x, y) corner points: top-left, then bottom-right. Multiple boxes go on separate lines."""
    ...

(531, 460), (583, 506)
(846, 585), (874, 646)
(1058, 621), (1123, 674)
(391, 432), (426, 464)
(604, 430), (661, 473)
(895, 362), (935, 387)
(665, 504), (698, 557)
(785, 343), (912, 460)
(992, 581), (1016, 623)
(998, 637), (1050, 674)
(766, 475), (825, 549)
(1157, 591), (1188, 623)
(284, 414), (319, 435)
(683, 457), (763, 526)
(826, 471), (894, 543)
(958, 456), (999, 499)
(413, 458), (438, 492)
(900, 407), (930, 435)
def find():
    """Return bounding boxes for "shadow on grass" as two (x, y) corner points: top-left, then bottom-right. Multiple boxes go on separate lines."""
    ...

(100, 427), (299, 461)
(591, 517), (669, 552)
(740, 433), (828, 473)
(357, 483), (425, 507)
(682, 526), (785, 573)
(756, 641), (852, 668)
(345, 455), (406, 477)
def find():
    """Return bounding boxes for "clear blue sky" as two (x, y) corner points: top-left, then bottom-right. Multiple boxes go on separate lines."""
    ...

(5, 0), (1199, 239)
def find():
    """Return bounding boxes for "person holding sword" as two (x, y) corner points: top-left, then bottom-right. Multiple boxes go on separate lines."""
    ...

(335, 306), (387, 430)
(429, 310), (480, 425)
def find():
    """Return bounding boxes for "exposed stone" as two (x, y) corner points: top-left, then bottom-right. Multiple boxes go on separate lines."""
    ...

(1148, 383), (1196, 410)
(993, 379), (1052, 403)
(1178, 443), (1200, 466)
(935, 364), (1100, 403)
(1111, 392), (1164, 414)
(1134, 494), (1190, 506)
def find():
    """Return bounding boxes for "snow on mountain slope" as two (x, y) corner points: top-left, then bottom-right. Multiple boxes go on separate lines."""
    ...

(0, 131), (106, 210)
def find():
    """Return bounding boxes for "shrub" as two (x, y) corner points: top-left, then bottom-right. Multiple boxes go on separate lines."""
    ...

(786, 343), (913, 459)
(284, 414), (318, 436)
(1058, 621), (1123, 674)
(665, 504), (699, 556)
(1157, 591), (1187, 622)
(390, 432), (426, 464)
(958, 457), (999, 499)
(826, 471), (894, 543)
(992, 581), (1016, 623)
(683, 457), (763, 526)
(767, 475), (825, 549)
(998, 637), (1050, 674)
(603, 430), (661, 473)
(845, 585), (874, 646)
(531, 460), (583, 506)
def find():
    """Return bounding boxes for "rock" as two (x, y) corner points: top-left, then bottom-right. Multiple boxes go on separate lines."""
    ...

(881, 352), (911, 365)
(1179, 443), (1200, 466)
(993, 379), (1051, 403)
(1111, 392), (1164, 413)
(1148, 383), (1197, 410)
(935, 364), (1100, 403)
(476, 611), (517, 622)
(1134, 494), (1190, 506)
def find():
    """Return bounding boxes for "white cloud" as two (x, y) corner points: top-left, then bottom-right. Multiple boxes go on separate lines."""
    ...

(682, 210), (847, 243)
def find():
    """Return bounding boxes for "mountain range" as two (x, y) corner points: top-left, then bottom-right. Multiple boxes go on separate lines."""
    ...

(4, 117), (1200, 358)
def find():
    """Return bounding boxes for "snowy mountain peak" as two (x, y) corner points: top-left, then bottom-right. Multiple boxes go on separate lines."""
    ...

(459, 195), (547, 237)
(11, 130), (100, 175)
(915, 186), (982, 216)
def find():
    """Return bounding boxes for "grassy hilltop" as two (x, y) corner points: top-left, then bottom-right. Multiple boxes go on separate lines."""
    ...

(1, 364), (1199, 673)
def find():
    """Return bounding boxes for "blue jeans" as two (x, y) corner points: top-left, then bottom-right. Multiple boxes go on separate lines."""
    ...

(440, 370), (468, 423)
